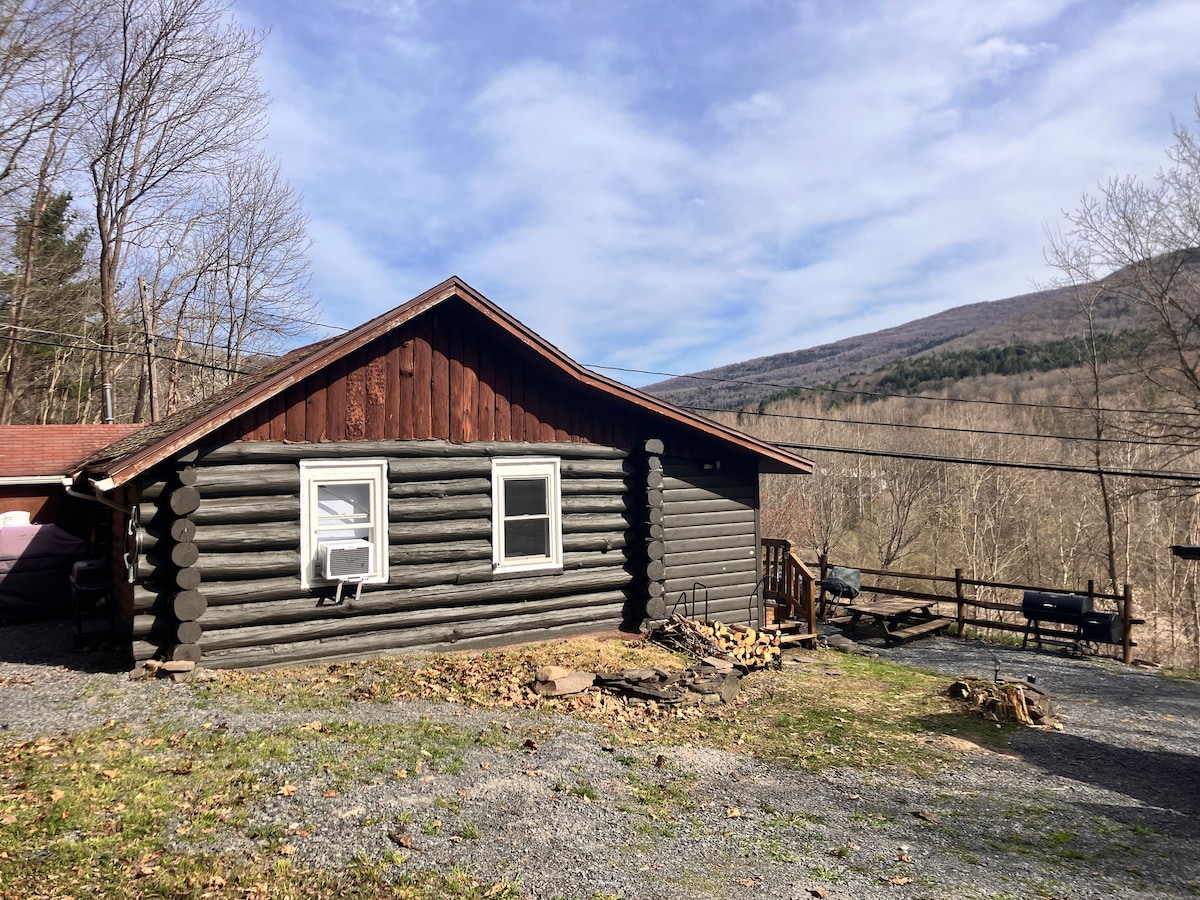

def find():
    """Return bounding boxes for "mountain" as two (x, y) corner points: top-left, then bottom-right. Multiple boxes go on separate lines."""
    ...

(640, 281), (1144, 410)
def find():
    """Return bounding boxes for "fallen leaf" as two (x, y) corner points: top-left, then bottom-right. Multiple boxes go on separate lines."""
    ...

(913, 810), (940, 824)
(300, 721), (323, 732)
(738, 878), (755, 886)
(322, 789), (338, 798)
(809, 888), (827, 899)
(897, 851), (913, 863)
(888, 876), (913, 886)
(479, 761), (491, 770)
(388, 831), (412, 848)
(524, 769), (543, 777)
(49, 789), (65, 803)
(278, 784), (297, 797)
(724, 806), (742, 819)
(279, 843), (297, 857)
(101, 769), (120, 780)
(394, 769), (409, 779)
(523, 739), (539, 752)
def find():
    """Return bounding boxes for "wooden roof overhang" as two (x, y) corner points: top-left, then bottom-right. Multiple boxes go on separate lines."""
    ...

(75, 277), (813, 491)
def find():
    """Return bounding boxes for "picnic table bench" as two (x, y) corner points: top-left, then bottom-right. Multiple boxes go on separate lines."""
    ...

(839, 598), (953, 645)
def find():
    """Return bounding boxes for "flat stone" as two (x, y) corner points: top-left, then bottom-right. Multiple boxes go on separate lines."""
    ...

(532, 672), (595, 697)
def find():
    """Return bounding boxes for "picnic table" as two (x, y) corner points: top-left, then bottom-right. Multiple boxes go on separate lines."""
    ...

(840, 598), (954, 644)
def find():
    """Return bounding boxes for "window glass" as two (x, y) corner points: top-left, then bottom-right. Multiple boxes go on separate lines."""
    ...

(491, 458), (562, 574)
(300, 460), (389, 589)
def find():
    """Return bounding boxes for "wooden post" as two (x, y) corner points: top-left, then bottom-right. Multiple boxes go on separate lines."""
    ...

(1122, 583), (1133, 664)
(955, 567), (965, 638)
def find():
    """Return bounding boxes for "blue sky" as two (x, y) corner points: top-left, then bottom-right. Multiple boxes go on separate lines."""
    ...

(235, 0), (1200, 386)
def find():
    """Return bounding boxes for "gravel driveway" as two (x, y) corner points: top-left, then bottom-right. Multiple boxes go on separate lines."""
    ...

(2, 620), (1199, 899)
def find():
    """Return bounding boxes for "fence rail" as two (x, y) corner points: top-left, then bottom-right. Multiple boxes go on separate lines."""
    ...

(761, 542), (1138, 663)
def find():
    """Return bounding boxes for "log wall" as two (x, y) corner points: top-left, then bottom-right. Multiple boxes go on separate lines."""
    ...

(658, 457), (762, 628)
(131, 440), (643, 668)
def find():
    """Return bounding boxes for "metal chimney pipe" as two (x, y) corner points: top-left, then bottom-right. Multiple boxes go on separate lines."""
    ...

(102, 383), (114, 424)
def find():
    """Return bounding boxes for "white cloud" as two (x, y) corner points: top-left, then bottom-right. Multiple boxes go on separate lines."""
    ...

(238, 0), (1200, 384)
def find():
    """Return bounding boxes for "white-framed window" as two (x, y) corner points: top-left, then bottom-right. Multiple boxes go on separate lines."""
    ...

(299, 459), (389, 589)
(491, 457), (562, 575)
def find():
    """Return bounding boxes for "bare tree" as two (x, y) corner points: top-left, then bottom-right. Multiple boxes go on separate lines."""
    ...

(81, 0), (266, 418)
(1048, 101), (1200, 454)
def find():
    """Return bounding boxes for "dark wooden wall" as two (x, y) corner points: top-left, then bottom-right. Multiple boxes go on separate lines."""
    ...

(129, 440), (645, 668)
(214, 301), (646, 451)
(658, 458), (762, 628)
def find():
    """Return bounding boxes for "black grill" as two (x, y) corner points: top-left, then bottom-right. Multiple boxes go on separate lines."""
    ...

(1021, 591), (1091, 626)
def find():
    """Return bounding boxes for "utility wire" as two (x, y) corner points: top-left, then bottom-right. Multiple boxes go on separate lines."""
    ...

(588, 362), (1200, 419)
(773, 440), (1200, 483)
(685, 404), (1200, 451)
(0, 333), (253, 375)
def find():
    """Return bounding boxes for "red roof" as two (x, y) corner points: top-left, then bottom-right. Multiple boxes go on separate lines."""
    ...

(0, 425), (145, 478)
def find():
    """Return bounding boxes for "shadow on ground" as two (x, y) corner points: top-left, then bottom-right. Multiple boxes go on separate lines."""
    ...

(0, 618), (130, 673)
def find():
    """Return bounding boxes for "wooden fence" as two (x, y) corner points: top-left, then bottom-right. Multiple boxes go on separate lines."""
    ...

(762, 539), (1138, 663)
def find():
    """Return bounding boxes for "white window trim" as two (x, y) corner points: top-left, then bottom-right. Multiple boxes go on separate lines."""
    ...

(300, 458), (389, 590)
(491, 457), (562, 576)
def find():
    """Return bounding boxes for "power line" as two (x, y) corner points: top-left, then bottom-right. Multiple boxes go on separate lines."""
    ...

(774, 440), (1200, 483)
(0, 332), (253, 375)
(589, 362), (1200, 419)
(684, 404), (1200, 451)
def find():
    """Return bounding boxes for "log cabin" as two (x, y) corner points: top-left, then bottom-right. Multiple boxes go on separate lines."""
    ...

(69, 278), (813, 668)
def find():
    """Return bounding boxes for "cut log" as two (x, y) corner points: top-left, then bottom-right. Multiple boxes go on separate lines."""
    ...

(388, 477), (491, 498)
(171, 590), (207, 621)
(532, 672), (595, 697)
(170, 643), (202, 663)
(196, 550), (301, 580)
(560, 478), (628, 495)
(176, 620), (203, 645)
(193, 522), (299, 551)
(388, 494), (490, 521)
(167, 486), (201, 515)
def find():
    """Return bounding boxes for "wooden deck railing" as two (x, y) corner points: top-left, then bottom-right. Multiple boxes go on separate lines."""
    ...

(760, 538), (817, 635)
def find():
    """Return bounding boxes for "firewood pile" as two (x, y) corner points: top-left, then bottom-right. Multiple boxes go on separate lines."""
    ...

(532, 659), (742, 706)
(947, 677), (1057, 728)
(647, 614), (781, 669)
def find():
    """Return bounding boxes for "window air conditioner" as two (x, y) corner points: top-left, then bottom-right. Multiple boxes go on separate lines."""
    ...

(321, 539), (373, 604)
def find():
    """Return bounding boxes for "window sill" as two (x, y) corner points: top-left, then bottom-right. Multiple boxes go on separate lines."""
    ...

(491, 564), (564, 581)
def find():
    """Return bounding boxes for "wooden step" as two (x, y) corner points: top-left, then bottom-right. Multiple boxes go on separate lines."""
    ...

(887, 618), (953, 643)
(778, 631), (817, 646)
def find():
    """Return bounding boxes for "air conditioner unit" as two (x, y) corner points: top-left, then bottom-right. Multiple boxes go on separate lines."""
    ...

(321, 539), (373, 605)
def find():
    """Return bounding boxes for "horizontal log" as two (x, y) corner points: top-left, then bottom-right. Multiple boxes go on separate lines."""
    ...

(198, 602), (631, 670)
(193, 463), (299, 496)
(647, 456), (662, 472)
(563, 531), (627, 553)
(389, 519), (491, 543)
(647, 580), (664, 599)
(199, 565), (632, 630)
(644, 439), (665, 455)
(131, 613), (160, 639)
(647, 489), (662, 507)
(661, 522), (757, 544)
(199, 588), (629, 652)
(138, 479), (170, 501)
(132, 615), (202, 644)
(389, 540), (491, 566)
(664, 546), (759, 568)
(665, 569), (758, 592)
(192, 495), (301, 524)
(647, 559), (665, 581)
(561, 495), (627, 514)
(132, 585), (161, 614)
(170, 542), (200, 568)
(662, 487), (756, 505)
(561, 478), (628, 495)
(196, 550), (301, 580)
(389, 495), (490, 521)
(389, 478), (490, 498)
(563, 512), (636, 534)
(646, 471), (663, 490)
(661, 475), (757, 493)
(199, 440), (628, 463)
(648, 508), (663, 525)
(560, 458), (631, 476)
(663, 498), (755, 517)
(663, 582), (761, 610)
(665, 533), (758, 554)
(132, 640), (159, 662)
(390, 458), (491, 479)
(662, 509), (756, 529)
(647, 540), (664, 561)
(197, 576), (303, 605)
(193, 522), (299, 551)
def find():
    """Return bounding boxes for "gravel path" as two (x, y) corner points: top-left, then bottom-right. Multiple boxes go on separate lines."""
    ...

(2, 620), (1199, 899)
